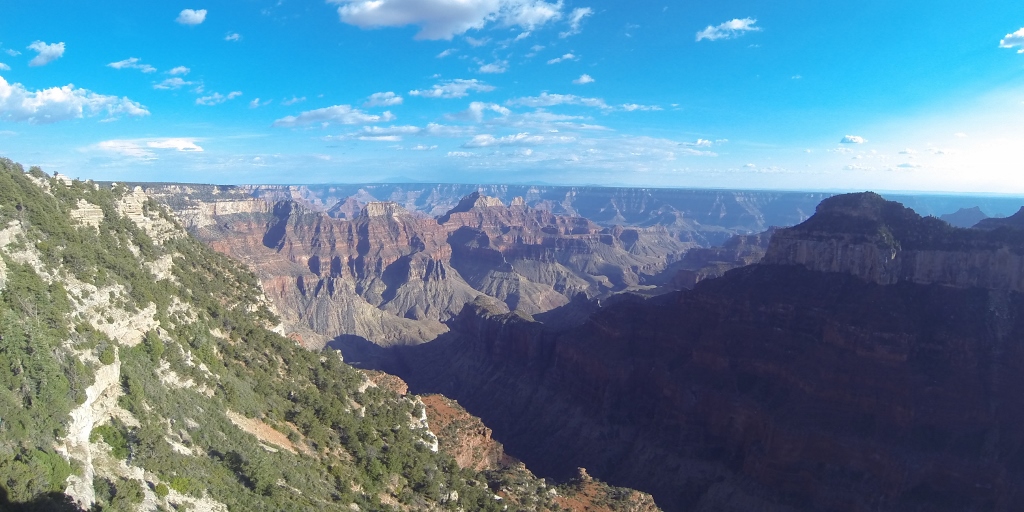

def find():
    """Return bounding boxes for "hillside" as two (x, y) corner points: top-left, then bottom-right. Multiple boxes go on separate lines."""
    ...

(0, 158), (656, 512)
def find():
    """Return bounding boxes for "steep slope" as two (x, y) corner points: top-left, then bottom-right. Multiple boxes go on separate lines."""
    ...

(369, 193), (1024, 511)
(0, 158), (657, 512)
(152, 187), (692, 349)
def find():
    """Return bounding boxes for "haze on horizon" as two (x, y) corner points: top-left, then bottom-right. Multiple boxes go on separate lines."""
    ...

(1, 0), (1023, 193)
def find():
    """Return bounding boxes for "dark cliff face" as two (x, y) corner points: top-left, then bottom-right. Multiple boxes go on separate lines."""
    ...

(370, 193), (1024, 512)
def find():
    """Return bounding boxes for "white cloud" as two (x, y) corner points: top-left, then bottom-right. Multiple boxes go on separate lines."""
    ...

(273, 104), (395, 127)
(453, 101), (511, 122)
(196, 91), (242, 106)
(177, 9), (207, 25)
(899, 148), (917, 155)
(0, 76), (148, 123)
(407, 144), (437, 151)
(507, 92), (609, 109)
(621, 103), (662, 111)
(0, 63), (9, 71)
(682, 139), (713, 147)
(146, 138), (204, 152)
(409, 79), (495, 98)
(424, 123), (476, 137)
(560, 7), (592, 38)
(108, 57), (157, 73)
(225, 33), (241, 42)
(437, 48), (456, 58)
(27, 41), (65, 67)
(897, 163), (922, 168)
(153, 77), (193, 90)
(249, 98), (272, 108)
(447, 151), (475, 157)
(465, 36), (490, 47)
(168, 66), (191, 75)
(695, 18), (760, 42)
(4, 49), (20, 57)
(328, 0), (564, 40)
(463, 132), (574, 147)
(358, 135), (402, 141)
(97, 137), (204, 159)
(365, 91), (403, 107)
(840, 135), (867, 144)
(999, 27), (1024, 53)
(514, 31), (531, 42)
(282, 96), (307, 106)
(546, 53), (576, 64)
(954, 132), (968, 138)
(573, 74), (594, 84)
(478, 61), (508, 73)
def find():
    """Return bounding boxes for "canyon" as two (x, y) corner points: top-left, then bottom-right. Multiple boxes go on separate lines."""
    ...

(143, 182), (1024, 511)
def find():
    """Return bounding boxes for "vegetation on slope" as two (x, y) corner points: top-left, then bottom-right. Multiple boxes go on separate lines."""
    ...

(0, 158), (564, 511)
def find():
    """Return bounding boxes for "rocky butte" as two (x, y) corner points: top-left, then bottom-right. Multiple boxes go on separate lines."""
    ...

(361, 192), (1024, 511)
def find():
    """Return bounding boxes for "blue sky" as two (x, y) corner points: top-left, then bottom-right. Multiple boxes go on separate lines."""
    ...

(1, 1), (1023, 192)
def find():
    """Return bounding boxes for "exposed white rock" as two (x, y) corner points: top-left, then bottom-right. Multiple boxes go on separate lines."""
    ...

(70, 199), (104, 228)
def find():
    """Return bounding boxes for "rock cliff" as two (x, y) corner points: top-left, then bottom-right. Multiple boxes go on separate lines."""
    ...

(366, 193), (1024, 511)
(150, 187), (696, 348)
(763, 192), (1024, 292)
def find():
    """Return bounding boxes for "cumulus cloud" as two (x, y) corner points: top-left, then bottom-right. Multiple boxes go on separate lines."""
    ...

(478, 61), (508, 73)
(1000, 27), (1024, 53)
(196, 91), (242, 106)
(168, 66), (191, 75)
(546, 53), (576, 64)
(0, 76), (148, 123)
(507, 92), (609, 109)
(225, 33), (241, 42)
(695, 18), (760, 42)
(108, 57), (157, 73)
(447, 151), (475, 157)
(27, 41), (65, 67)
(560, 7), (592, 37)
(573, 74), (594, 84)
(323, 125), (420, 141)
(840, 135), (867, 144)
(177, 9), (207, 25)
(365, 91), (403, 107)
(153, 77), (193, 90)
(273, 104), (395, 127)
(0, 63), (9, 71)
(409, 79), (495, 99)
(437, 48), (456, 58)
(97, 138), (204, 159)
(328, 0), (565, 40)
(452, 101), (511, 122)
(424, 123), (476, 137)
